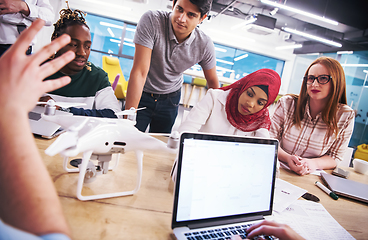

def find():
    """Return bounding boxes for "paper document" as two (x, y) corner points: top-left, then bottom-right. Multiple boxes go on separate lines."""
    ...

(273, 200), (354, 240)
(273, 178), (307, 213)
(280, 162), (326, 176)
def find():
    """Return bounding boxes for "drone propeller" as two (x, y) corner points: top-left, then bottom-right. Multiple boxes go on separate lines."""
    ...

(44, 117), (90, 156)
(37, 99), (86, 109)
(45, 130), (78, 156)
(115, 107), (146, 116)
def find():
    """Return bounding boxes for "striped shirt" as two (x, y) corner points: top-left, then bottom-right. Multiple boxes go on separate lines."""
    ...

(270, 95), (355, 163)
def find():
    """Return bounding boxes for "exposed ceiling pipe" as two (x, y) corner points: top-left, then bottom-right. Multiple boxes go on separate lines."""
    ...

(213, 0), (237, 19)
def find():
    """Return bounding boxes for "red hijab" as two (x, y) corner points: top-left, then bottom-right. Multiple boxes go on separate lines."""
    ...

(220, 69), (281, 132)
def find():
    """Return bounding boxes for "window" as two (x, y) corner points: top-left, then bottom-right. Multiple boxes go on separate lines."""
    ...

(85, 13), (135, 81)
(87, 14), (125, 55)
(214, 43), (285, 80)
(122, 24), (136, 57)
(232, 49), (284, 79)
(290, 51), (368, 147)
(214, 44), (236, 78)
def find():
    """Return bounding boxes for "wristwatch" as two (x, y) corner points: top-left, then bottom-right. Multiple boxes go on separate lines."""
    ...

(59, 107), (71, 113)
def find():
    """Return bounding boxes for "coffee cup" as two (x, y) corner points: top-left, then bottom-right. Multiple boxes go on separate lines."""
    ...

(353, 158), (368, 174)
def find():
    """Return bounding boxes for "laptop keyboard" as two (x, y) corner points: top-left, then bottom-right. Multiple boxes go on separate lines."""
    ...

(183, 223), (274, 240)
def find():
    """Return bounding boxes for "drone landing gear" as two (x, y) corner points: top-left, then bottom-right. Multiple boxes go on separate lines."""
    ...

(65, 150), (143, 201)
(70, 158), (102, 183)
(63, 153), (120, 173)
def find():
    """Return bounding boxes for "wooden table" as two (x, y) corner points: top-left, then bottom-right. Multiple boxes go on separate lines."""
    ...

(280, 167), (368, 240)
(36, 136), (368, 240)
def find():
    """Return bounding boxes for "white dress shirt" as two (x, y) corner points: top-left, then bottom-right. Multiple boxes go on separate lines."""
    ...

(0, 0), (54, 45)
(179, 89), (270, 138)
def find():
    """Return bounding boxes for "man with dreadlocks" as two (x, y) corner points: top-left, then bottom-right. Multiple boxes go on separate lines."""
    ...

(0, 0), (54, 56)
(41, 7), (121, 118)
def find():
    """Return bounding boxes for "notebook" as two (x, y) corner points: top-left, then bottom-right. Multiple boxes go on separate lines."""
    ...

(171, 132), (279, 240)
(29, 106), (71, 139)
(321, 172), (368, 203)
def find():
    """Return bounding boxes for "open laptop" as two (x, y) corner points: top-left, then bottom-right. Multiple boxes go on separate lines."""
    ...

(29, 106), (71, 139)
(321, 172), (368, 203)
(171, 132), (278, 240)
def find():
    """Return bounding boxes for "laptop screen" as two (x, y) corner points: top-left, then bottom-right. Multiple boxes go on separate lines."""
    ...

(172, 132), (278, 228)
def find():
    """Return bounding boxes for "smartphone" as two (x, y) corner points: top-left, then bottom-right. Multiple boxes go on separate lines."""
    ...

(332, 167), (350, 178)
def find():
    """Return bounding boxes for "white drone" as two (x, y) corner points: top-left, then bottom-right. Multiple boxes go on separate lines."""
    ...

(39, 100), (179, 201)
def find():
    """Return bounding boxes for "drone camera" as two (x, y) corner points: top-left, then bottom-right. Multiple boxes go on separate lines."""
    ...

(82, 161), (97, 183)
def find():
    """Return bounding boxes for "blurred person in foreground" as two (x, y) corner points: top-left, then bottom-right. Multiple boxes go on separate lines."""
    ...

(0, 19), (74, 239)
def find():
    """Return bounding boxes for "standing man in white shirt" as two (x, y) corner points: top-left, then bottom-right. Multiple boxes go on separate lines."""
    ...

(125, 0), (219, 133)
(0, 0), (54, 56)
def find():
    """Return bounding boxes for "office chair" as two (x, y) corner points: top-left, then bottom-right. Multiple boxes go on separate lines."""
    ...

(274, 94), (283, 104)
(102, 56), (128, 99)
(182, 75), (193, 108)
(112, 74), (120, 91)
(185, 77), (207, 108)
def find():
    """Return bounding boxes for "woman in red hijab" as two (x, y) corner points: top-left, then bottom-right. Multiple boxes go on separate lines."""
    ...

(178, 69), (281, 138)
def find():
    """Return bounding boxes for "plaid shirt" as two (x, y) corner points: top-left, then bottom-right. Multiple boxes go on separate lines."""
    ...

(270, 95), (355, 163)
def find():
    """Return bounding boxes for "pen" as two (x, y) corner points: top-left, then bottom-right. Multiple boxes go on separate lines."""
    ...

(315, 181), (338, 200)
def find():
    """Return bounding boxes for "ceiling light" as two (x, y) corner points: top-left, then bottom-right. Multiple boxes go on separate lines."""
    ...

(110, 39), (135, 48)
(363, 70), (368, 74)
(275, 44), (302, 50)
(283, 27), (342, 47)
(216, 59), (234, 65)
(260, 0), (338, 25)
(123, 42), (135, 48)
(107, 28), (115, 38)
(341, 64), (368, 67)
(126, 28), (136, 32)
(337, 51), (353, 55)
(208, 29), (256, 42)
(215, 47), (227, 53)
(269, 8), (278, 16)
(231, 15), (257, 30)
(216, 66), (235, 73)
(110, 39), (120, 43)
(81, 0), (131, 11)
(234, 54), (249, 61)
(100, 21), (124, 29)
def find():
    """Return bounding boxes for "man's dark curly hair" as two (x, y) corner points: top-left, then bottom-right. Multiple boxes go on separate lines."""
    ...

(52, 2), (89, 39)
(173, 0), (212, 18)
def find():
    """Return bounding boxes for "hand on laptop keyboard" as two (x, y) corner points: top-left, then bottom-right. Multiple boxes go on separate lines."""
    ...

(183, 223), (276, 240)
(184, 224), (249, 240)
(241, 220), (304, 240)
(182, 220), (303, 240)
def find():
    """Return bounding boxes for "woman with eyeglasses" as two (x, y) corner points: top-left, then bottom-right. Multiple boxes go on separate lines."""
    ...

(270, 56), (355, 175)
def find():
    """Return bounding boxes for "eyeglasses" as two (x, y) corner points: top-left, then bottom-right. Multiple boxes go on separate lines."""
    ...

(304, 75), (331, 85)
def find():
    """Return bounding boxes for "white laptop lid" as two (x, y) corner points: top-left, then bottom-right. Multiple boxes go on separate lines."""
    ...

(29, 106), (71, 138)
(321, 172), (368, 203)
(171, 132), (278, 231)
